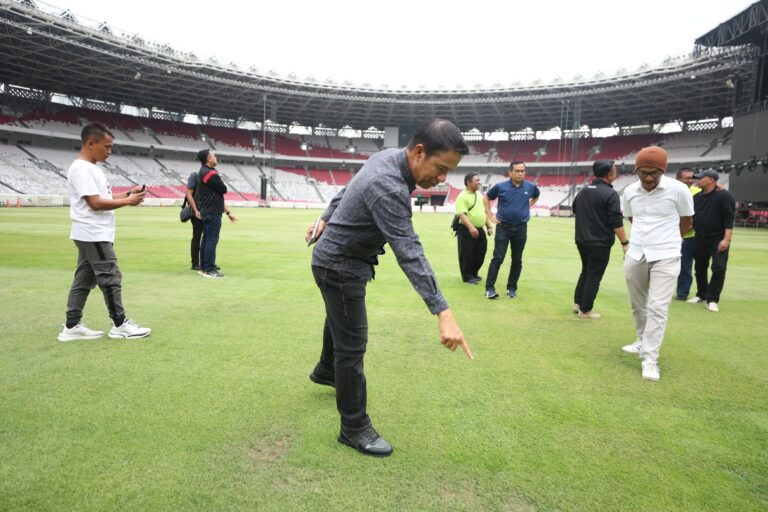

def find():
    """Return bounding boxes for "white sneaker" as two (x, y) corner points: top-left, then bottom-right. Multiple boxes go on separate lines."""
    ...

(707, 302), (719, 312)
(622, 340), (642, 354)
(109, 319), (151, 339)
(573, 304), (580, 314)
(686, 297), (703, 304)
(578, 310), (601, 319)
(57, 323), (104, 342)
(642, 360), (660, 381)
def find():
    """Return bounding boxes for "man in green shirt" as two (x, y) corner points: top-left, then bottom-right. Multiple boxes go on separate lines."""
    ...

(455, 173), (493, 283)
(676, 167), (701, 300)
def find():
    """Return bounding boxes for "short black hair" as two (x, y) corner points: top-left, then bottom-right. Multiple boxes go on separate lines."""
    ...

(464, 172), (478, 186)
(408, 118), (469, 156)
(509, 161), (525, 170)
(676, 166), (694, 178)
(81, 122), (114, 143)
(593, 159), (615, 178)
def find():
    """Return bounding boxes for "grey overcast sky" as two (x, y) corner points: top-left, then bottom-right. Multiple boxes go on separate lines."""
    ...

(37, 0), (754, 88)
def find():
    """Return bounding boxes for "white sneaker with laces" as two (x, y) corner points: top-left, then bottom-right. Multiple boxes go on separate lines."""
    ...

(57, 323), (104, 342)
(686, 297), (703, 304)
(622, 340), (642, 355)
(109, 319), (151, 339)
(573, 304), (580, 314)
(642, 360), (660, 381)
(578, 311), (601, 319)
(707, 302), (719, 312)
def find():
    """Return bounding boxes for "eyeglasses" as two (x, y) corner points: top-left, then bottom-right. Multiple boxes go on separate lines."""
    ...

(637, 170), (663, 178)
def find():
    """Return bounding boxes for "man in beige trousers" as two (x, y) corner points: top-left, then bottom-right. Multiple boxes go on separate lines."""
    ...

(620, 147), (693, 381)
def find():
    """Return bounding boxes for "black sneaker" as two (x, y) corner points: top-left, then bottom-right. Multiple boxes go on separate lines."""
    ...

(338, 426), (393, 456)
(201, 270), (225, 278)
(309, 371), (335, 388)
(485, 288), (499, 299)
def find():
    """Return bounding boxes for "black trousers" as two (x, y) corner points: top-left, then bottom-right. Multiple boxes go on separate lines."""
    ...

(573, 244), (611, 313)
(190, 216), (203, 267)
(457, 224), (487, 281)
(486, 222), (527, 291)
(312, 265), (371, 432)
(693, 237), (729, 303)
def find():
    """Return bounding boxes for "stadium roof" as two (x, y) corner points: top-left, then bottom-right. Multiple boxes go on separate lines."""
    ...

(0, 0), (757, 131)
(695, 1), (768, 48)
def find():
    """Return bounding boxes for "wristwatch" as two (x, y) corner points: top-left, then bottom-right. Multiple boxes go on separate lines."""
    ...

(621, 240), (629, 245)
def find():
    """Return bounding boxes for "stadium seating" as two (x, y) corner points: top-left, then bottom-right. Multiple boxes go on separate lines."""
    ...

(331, 169), (355, 186)
(0, 145), (67, 195)
(203, 126), (256, 151)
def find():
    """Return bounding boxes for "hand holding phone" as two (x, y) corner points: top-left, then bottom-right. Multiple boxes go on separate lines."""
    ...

(306, 216), (322, 246)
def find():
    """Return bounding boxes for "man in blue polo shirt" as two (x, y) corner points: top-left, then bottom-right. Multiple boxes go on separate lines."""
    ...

(483, 160), (540, 298)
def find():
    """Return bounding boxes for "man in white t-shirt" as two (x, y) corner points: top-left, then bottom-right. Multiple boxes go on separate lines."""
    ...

(58, 123), (152, 342)
(620, 146), (693, 381)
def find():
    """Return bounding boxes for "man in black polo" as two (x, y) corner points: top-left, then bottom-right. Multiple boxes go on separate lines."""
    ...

(305, 119), (473, 457)
(688, 169), (735, 312)
(571, 160), (629, 318)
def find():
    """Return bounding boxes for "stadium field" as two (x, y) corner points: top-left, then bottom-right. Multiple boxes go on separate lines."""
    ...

(1, 207), (766, 511)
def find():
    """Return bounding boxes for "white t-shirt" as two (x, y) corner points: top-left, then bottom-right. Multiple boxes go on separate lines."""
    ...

(622, 175), (694, 262)
(67, 159), (116, 242)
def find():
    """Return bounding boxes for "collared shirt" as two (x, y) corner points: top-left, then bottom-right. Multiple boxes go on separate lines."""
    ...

(622, 175), (694, 262)
(486, 179), (540, 224)
(455, 189), (486, 228)
(67, 159), (116, 243)
(572, 178), (623, 246)
(312, 148), (448, 314)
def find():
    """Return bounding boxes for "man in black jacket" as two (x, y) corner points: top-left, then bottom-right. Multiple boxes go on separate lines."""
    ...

(571, 160), (629, 318)
(194, 149), (237, 278)
(688, 169), (735, 312)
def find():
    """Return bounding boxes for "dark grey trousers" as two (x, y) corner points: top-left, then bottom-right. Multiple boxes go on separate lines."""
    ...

(65, 240), (125, 326)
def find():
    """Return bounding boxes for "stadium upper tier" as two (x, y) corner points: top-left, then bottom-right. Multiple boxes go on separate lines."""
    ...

(0, 103), (733, 168)
(0, 0), (755, 131)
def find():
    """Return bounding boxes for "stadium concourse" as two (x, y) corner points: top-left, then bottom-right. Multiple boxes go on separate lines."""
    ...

(0, 101), (734, 213)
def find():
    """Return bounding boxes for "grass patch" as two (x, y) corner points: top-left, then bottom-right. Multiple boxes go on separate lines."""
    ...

(1, 207), (766, 511)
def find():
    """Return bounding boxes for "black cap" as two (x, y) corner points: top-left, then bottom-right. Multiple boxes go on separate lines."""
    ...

(693, 169), (719, 181)
(197, 149), (211, 165)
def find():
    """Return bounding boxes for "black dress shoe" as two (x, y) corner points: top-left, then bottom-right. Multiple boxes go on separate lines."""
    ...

(338, 426), (393, 457)
(309, 372), (335, 388)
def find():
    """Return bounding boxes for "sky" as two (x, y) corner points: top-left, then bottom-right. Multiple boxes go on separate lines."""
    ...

(34, 0), (755, 89)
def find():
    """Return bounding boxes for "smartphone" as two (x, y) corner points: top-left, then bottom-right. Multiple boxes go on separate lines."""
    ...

(307, 216), (321, 247)
(140, 184), (146, 192)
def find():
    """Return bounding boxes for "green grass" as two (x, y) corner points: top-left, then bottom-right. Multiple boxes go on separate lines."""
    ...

(1, 207), (766, 511)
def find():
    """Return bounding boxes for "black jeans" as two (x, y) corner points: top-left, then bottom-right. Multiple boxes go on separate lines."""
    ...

(486, 222), (527, 291)
(573, 244), (611, 312)
(312, 265), (371, 432)
(693, 237), (729, 303)
(457, 224), (487, 281)
(190, 216), (203, 267)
